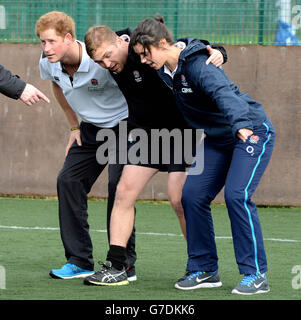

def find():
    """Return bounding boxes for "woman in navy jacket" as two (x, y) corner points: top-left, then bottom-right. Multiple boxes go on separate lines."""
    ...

(131, 15), (275, 295)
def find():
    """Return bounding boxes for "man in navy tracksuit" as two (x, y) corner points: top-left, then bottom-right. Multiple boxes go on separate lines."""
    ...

(155, 37), (275, 295)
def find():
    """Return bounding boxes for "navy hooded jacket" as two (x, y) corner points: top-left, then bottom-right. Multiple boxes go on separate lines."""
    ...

(158, 38), (267, 140)
(0, 64), (26, 100)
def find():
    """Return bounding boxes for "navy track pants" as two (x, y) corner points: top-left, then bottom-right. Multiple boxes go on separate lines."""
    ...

(182, 118), (275, 275)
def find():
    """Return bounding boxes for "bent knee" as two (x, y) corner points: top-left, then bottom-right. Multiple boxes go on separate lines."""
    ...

(224, 187), (245, 206)
(181, 186), (213, 212)
(181, 184), (201, 207)
(114, 181), (137, 205)
(57, 172), (77, 187)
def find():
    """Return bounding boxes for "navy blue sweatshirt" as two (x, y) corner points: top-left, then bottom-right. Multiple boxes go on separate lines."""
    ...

(158, 38), (267, 140)
(0, 64), (26, 99)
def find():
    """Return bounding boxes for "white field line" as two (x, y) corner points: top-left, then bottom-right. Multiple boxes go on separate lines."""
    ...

(0, 225), (300, 243)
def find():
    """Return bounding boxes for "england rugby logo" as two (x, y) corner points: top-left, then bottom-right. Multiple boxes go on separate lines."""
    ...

(133, 70), (142, 82)
(249, 135), (259, 144)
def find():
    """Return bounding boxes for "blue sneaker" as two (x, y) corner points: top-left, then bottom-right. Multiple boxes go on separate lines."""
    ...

(50, 263), (94, 279)
(232, 272), (270, 295)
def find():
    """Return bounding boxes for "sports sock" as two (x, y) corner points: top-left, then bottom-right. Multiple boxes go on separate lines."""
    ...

(106, 245), (127, 271)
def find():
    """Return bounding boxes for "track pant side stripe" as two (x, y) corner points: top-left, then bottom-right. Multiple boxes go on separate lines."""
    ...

(243, 123), (271, 272)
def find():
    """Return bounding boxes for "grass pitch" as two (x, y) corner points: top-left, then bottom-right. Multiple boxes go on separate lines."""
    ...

(0, 197), (300, 301)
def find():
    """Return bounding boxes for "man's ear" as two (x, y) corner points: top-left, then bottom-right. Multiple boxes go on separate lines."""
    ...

(116, 36), (123, 45)
(64, 33), (74, 43)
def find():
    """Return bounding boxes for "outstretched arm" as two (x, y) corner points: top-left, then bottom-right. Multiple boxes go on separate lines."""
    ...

(0, 64), (49, 105)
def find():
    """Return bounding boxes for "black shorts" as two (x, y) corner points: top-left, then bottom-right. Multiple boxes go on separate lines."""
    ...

(125, 128), (196, 173)
(130, 160), (187, 173)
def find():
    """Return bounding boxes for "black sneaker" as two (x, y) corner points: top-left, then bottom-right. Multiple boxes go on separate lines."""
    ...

(83, 261), (129, 286)
(232, 273), (270, 295)
(177, 271), (192, 282)
(175, 270), (222, 290)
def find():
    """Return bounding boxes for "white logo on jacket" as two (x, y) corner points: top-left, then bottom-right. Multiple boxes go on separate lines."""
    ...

(133, 70), (142, 83)
(181, 74), (193, 93)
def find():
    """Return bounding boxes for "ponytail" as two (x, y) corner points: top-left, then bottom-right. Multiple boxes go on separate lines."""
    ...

(130, 14), (174, 52)
(154, 13), (165, 24)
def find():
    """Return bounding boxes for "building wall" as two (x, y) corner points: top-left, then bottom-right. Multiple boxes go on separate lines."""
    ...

(0, 43), (300, 205)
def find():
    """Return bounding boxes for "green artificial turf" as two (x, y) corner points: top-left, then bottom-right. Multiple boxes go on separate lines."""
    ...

(0, 197), (300, 301)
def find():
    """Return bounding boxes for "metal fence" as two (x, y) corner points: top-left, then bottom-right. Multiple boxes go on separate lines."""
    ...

(0, 0), (301, 45)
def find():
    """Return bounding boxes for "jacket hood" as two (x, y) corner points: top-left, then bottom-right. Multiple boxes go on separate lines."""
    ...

(177, 37), (208, 61)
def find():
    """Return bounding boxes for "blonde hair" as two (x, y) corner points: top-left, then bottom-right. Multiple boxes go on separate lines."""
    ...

(35, 11), (76, 40)
(84, 26), (117, 58)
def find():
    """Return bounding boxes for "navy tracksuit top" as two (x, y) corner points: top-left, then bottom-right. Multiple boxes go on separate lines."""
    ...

(158, 38), (267, 140)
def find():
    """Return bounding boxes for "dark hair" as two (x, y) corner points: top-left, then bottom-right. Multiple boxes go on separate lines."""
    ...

(130, 14), (174, 52)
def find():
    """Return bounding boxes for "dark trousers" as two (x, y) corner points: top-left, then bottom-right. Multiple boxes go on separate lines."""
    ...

(57, 121), (136, 271)
(182, 118), (275, 275)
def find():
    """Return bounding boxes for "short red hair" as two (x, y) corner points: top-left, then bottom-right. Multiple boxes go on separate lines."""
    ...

(35, 11), (76, 40)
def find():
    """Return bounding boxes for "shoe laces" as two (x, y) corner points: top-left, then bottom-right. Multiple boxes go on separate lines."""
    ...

(186, 271), (206, 280)
(97, 261), (112, 274)
(240, 273), (262, 286)
(65, 263), (82, 272)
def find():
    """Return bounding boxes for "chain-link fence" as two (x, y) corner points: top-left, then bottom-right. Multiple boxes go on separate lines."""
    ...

(0, 0), (300, 45)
